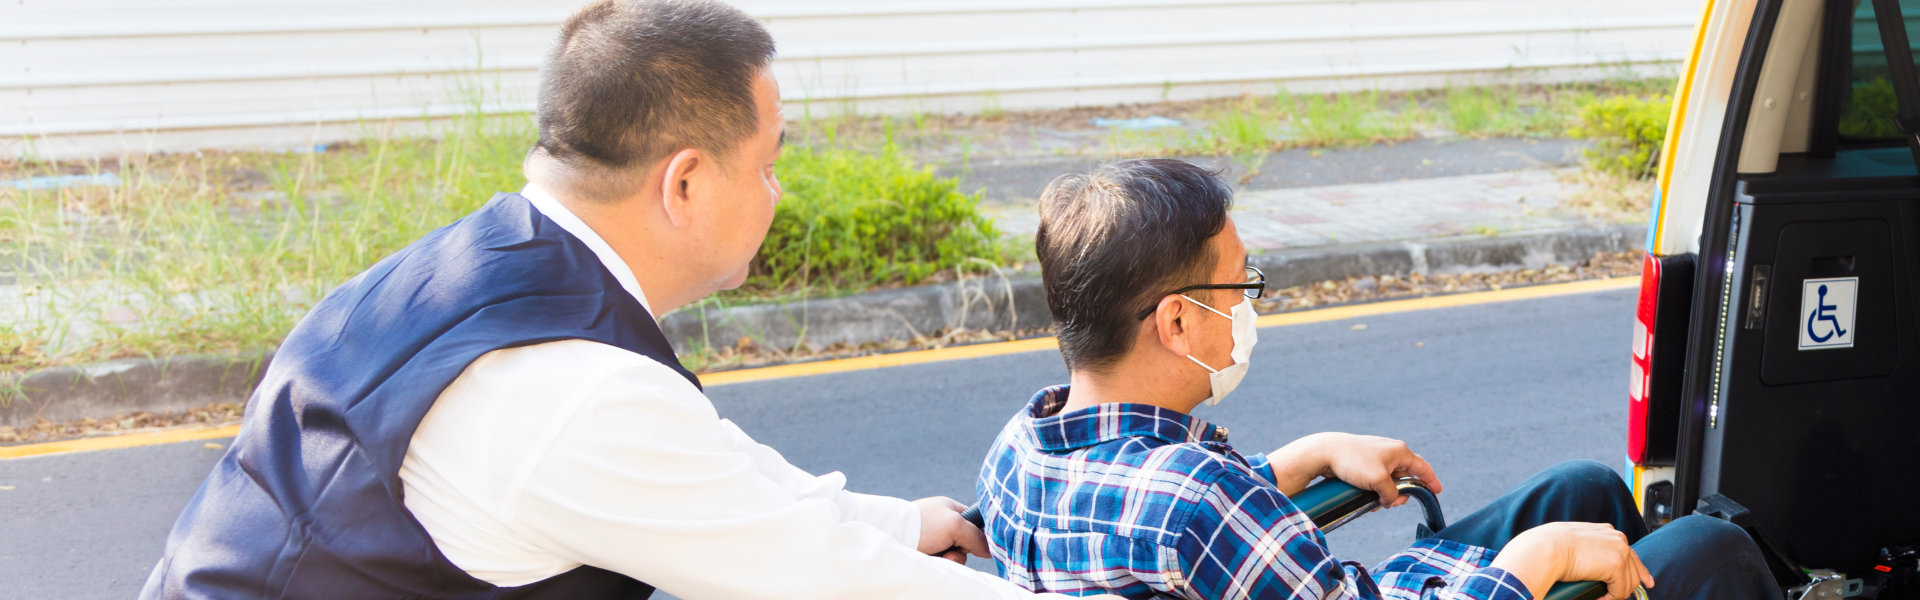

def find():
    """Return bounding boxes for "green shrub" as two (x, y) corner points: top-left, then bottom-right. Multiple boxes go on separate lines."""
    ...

(748, 143), (1001, 295)
(1572, 94), (1672, 179)
(1839, 76), (1901, 139)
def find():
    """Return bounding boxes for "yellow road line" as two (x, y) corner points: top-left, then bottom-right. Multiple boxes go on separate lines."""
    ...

(0, 424), (240, 460)
(0, 276), (1638, 459)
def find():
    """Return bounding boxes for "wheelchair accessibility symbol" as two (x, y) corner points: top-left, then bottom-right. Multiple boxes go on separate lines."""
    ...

(1799, 277), (1858, 350)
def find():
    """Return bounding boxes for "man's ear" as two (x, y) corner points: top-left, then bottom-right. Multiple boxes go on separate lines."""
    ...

(658, 148), (704, 229)
(1151, 296), (1192, 357)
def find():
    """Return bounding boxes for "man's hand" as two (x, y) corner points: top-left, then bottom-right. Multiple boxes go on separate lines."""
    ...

(1490, 522), (1655, 600)
(1268, 432), (1441, 506)
(913, 497), (989, 564)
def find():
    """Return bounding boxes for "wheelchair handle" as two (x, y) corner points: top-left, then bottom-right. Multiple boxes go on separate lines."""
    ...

(1294, 477), (1447, 535)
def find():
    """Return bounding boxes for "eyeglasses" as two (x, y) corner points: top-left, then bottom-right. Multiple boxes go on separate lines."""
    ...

(1134, 265), (1266, 320)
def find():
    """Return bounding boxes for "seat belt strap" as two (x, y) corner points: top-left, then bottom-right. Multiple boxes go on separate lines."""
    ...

(1870, 0), (1920, 173)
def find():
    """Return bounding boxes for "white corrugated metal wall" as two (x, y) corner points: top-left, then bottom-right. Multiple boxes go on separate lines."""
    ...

(3, 0), (1702, 158)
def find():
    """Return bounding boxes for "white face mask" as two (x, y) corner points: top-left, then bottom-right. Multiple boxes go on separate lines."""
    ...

(1181, 294), (1258, 406)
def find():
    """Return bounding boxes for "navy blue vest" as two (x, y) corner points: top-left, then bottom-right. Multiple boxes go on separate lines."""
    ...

(142, 193), (693, 599)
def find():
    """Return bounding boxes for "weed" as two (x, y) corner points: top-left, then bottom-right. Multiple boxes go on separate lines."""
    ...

(1283, 89), (1417, 148)
(980, 91), (1006, 120)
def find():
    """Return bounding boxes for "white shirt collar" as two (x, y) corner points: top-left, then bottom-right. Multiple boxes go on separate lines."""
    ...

(518, 183), (654, 315)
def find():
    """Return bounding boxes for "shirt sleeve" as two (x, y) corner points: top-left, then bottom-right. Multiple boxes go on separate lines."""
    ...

(501, 358), (1050, 600)
(1241, 452), (1281, 487)
(714, 418), (921, 549)
(1175, 464), (1531, 600)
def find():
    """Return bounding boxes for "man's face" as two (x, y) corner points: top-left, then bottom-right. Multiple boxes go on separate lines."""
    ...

(1186, 218), (1249, 374)
(697, 69), (785, 291)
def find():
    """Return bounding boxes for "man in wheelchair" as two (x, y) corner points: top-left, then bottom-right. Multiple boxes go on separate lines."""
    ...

(973, 158), (1781, 600)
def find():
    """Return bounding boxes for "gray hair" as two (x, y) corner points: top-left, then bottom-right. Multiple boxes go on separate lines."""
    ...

(1036, 159), (1235, 372)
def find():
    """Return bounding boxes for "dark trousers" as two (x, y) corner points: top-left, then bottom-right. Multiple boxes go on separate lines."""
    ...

(1430, 460), (1783, 600)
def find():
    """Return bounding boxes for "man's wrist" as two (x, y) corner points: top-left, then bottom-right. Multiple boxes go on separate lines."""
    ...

(1488, 532), (1564, 599)
(1267, 433), (1334, 494)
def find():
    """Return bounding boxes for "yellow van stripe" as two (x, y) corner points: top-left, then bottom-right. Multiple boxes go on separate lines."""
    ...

(1654, 0), (1719, 255)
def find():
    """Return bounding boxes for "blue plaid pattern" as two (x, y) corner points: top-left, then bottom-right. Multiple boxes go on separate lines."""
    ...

(975, 385), (1533, 600)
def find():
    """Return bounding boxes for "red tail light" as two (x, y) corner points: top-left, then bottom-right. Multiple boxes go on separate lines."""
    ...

(1627, 252), (1660, 463)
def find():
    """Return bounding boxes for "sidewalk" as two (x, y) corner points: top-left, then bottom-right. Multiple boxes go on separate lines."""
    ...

(984, 168), (1592, 253)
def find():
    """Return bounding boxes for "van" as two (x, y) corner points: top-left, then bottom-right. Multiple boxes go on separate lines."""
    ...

(1629, 0), (1920, 595)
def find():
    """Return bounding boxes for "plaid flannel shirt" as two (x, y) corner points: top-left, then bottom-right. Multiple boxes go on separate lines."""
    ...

(975, 385), (1533, 600)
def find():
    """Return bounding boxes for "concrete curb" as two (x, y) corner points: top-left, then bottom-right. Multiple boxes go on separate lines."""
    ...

(658, 222), (1646, 352)
(1, 224), (1645, 427)
(2, 352), (269, 428)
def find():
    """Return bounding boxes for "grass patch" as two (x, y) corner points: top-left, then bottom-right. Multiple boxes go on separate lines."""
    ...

(1441, 85), (1572, 137)
(3, 111), (534, 376)
(1091, 80), (1672, 164)
(1283, 89), (1422, 147)
(3, 108), (1005, 374)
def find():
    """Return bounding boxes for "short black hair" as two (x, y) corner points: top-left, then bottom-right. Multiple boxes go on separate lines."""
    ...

(534, 0), (776, 198)
(1036, 159), (1235, 373)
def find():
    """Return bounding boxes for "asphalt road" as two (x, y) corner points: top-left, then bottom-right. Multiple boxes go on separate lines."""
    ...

(0, 287), (1634, 599)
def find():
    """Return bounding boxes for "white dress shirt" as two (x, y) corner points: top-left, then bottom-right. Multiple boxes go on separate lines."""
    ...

(398, 184), (1051, 598)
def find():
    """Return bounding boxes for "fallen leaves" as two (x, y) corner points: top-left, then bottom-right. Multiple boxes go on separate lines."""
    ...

(1256, 251), (1640, 314)
(690, 326), (1052, 375)
(0, 403), (243, 445)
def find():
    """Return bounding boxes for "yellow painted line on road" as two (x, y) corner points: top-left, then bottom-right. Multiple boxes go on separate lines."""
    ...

(0, 424), (240, 460)
(0, 276), (1638, 459)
